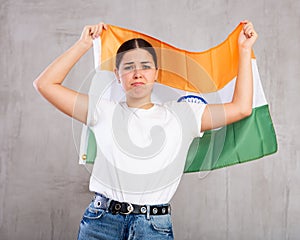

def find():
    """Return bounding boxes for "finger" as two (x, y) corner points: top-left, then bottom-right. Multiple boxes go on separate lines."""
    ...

(96, 23), (105, 36)
(98, 22), (108, 37)
(244, 27), (253, 37)
(99, 22), (108, 32)
(247, 30), (257, 42)
(93, 25), (100, 38)
(98, 22), (105, 29)
(83, 25), (92, 39)
(250, 30), (258, 39)
(95, 25), (100, 38)
(245, 28), (256, 38)
(243, 23), (253, 32)
(243, 23), (255, 38)
(240, 19), (249, 25)
(87, 25), (93, 36)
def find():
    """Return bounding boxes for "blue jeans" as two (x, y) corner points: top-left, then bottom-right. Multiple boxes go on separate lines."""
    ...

(77, 200), (174, 240)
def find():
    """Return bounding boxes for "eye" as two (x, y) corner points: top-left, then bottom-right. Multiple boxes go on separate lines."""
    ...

(142, 65), (151, 69)
(123, 65), (134, 71)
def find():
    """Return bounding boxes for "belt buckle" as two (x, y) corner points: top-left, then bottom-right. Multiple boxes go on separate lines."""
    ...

(123, 202), (134, 215)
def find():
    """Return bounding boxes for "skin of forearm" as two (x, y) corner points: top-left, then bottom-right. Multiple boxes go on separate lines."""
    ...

(231, 48), (253, 116)
(34, 40), (90, 90)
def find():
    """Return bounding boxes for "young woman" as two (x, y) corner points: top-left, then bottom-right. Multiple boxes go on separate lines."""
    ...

(33, 21), (257, 240)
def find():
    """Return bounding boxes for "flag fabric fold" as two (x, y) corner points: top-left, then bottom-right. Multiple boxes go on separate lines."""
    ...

(78, 23), (277, 173)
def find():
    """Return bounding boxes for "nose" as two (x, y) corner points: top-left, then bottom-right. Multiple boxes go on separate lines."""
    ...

(133, 68), (142, 79)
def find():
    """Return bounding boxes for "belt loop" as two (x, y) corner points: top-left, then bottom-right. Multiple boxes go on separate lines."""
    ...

(146, 205), (150, 220)
(106, 199), (112, 212)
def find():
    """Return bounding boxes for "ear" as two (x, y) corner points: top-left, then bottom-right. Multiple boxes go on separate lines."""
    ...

(114, 68), (121, 83)
(154, 68), (159, 82)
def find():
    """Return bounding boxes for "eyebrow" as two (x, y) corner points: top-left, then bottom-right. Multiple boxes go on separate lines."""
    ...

(123, 61), (152, 65)
(124, 62), (134, 65)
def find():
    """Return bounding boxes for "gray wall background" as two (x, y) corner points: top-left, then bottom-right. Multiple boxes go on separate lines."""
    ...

(1, 0), (299, 239)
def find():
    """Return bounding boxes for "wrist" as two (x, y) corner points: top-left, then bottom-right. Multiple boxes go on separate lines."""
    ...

(74, 39), (93, 52)
(238, 47), (252, 57)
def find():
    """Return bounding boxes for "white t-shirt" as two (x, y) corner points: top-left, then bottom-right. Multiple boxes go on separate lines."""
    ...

(87, 98), (206, 205)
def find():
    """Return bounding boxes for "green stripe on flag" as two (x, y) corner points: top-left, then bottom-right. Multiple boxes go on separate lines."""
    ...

(85, 105), (277, 172)
(184, 104), (277, 172)
(86, 130), (97, 164)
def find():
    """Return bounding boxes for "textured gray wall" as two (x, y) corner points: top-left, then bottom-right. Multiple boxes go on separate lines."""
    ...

(1, 0), (299, 239)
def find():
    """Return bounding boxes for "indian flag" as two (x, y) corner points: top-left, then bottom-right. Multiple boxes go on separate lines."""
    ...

(79, 23), (277, 173)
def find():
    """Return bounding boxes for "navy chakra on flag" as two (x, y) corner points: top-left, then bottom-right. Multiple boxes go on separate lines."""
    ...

(177, 95), (208, 104)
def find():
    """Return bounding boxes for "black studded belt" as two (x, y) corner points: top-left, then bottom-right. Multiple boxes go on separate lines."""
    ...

(93, 193), (171, 216)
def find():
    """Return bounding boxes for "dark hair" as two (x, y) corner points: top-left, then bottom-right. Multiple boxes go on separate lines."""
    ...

(115, 38), (158, 69)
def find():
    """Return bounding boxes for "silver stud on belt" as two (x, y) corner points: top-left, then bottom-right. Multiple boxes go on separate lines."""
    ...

(140, 206), (147, 214)
(125, 203), (134, 215)
(115, 203), (121, 211)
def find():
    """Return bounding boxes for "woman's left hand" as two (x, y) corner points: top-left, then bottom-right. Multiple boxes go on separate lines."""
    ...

(238, 20), (258, 50)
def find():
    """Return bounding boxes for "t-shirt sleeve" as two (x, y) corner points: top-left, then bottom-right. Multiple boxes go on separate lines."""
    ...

(87, 95), (115, 127)
(185, 102), (207, 137)
(165, 101), (207, 138)
(86, 94), (99, 127)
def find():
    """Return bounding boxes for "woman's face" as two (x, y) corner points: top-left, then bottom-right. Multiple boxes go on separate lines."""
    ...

(115, 48), (158, 100)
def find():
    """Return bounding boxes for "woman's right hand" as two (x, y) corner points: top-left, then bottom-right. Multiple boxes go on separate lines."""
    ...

(78, 22), (108, 49)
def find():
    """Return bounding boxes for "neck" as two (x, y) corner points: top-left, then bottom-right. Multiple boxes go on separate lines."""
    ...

(126, 97), (154, 109)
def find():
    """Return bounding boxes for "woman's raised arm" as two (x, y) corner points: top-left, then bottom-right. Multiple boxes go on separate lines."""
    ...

(33, 22), (107, 124)
(201, 20), (258, 131)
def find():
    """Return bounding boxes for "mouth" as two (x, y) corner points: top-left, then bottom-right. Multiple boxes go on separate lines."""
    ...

(131, 82), (145, 87)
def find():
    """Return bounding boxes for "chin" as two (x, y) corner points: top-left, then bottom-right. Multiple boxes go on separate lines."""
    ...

(127, 85), (153, 99)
